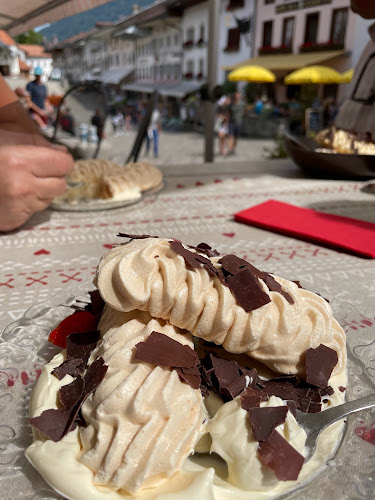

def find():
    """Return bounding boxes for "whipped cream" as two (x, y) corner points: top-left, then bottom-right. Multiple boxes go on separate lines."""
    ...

(26, 349), (346, 500)
(94, 238), (346, 375)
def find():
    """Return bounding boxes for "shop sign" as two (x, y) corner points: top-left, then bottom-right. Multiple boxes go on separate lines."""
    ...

(276, 0), (331, 14)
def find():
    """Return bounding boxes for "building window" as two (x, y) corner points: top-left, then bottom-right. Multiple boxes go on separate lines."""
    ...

(304, 12), (319, 44)
(226, 0), (244, 11)
(282, 17), (294, 47)
(186, 27), (194, 43)
(330, 8), (348, 44)
(174, 33), (179, 46)
(166, 35), (171, 48)
(116, 53), (119, 66)
(265, 0), (274, 4)
(262, 20), (273, 47)
(224, 27), (241, 51)
(198, 24), (205, 44)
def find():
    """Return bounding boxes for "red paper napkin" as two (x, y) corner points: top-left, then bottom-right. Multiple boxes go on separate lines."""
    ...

(234, 200), (375, 258)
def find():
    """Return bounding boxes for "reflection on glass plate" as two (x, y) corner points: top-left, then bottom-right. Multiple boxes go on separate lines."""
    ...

(50, 181), (165, 212)
(0, 289), (374, 500)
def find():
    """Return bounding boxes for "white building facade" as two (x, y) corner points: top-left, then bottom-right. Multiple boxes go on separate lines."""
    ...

(181, 0), (254, 84)
(18, 44), (53, 81)
(252, 0), (373, 101)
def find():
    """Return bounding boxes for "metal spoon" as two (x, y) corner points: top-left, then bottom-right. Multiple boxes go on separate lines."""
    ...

(296, 392), (375, 462)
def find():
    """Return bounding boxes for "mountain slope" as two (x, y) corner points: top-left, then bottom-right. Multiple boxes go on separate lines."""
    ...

(40, 0), (153, 42)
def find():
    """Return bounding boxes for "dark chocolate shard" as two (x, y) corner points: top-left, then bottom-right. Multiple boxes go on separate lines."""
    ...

(259, 381), (297, 403)
(197, 242), (220, 257)
(66, 330), (100, 362)
(175, 366), (201, 390)
(265, 275), (294, 305)
(219, 254), (251, 276)
(305, 344), (338, 388)
(117, 233), (158, 239)
(258, 429), (304, 481)
(211, 355), (240, 388)
(241, 387), (267, 411)
(286, 400), (297, 418)
(227, 268), (271, 312)
(319, 386), (334, 397)
(170, 240), (201, 269)
(292, 281), (303, 288)
(53, 358), (83, 380)
(135, 331), (199, 368)
(188, 242), (220, 258)
(87, 289), (105, 318)
(195, 253), (220, 278)
(83, 357), (108, 397)
(29, 408), (71, 442)
(249, 406), (289, 442)
(307, 401), (321, 413)
(59, 376), (85, 413)
(339, 386), (346, 392)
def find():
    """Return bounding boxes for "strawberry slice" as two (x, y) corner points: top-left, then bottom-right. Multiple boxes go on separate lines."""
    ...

(48, 310), (97, 348)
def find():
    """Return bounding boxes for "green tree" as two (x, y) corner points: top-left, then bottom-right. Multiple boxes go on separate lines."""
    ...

(15, 30), (43, 45)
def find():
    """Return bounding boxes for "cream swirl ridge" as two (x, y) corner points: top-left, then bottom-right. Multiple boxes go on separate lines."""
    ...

(79, 307), (207, 494)
(94, 238), (346, 375)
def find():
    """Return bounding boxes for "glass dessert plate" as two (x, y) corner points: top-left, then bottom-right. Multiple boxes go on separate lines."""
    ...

(0, 287), (374, 500)
(50, 180), (165, 212)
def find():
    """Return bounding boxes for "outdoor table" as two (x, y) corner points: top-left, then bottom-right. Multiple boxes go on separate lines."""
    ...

(0, 158), (375, 499)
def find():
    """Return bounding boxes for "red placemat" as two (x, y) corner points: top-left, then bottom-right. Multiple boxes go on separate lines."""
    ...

(234, 200), (375, 258)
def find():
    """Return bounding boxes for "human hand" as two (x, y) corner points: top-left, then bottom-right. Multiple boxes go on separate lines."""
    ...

(0, 144), (74, 231)
(0, 128), (68, 152)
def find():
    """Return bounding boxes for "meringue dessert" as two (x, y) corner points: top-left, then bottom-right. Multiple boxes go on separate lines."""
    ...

(58, 159), (163, 203)
(315, 127), (375, 155)
(26, 236), (347, 500)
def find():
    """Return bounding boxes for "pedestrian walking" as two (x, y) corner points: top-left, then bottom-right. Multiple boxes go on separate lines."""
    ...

(145, 107), (161, 158)
(227, 92), (244, 155)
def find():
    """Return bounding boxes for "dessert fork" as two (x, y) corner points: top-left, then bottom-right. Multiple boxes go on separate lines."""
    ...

(296, 392), (375, 462)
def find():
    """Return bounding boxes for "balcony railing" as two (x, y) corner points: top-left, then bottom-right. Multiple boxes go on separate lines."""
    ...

(258, 45), (292, 55)
(299, 41), (344, 53)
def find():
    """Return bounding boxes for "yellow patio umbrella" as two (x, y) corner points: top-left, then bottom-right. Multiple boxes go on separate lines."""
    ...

(284, 65), (342, 84)
(340, 68), (354, 83)
(228, 65), (276, 83)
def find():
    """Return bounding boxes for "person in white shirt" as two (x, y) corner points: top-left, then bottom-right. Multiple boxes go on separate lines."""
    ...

(146, 107), (161, 158)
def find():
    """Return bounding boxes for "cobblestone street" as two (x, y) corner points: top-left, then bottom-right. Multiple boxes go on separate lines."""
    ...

(107, 129), (275, 168)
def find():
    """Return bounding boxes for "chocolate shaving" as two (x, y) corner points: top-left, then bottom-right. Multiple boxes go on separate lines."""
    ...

(258, 429), (304, 481)
(265, 275), (294, 304)
(87, 289), (105, 318)
(286, 400), (297, 417)
(175, 366), (201, 390)
(250, 406), (289, 441)
(135, 331), (201, 390)
(59, 376), (85, 412)
(117, 233), (158, 239)
(53, 358), (83, 380)
(339, 386), (346, 392)
(29, 408), (72, 442)
(170, 240), (201, 269)
(30, 357), (107, 442)
(305, 344), (338, 388)
(135, 331), (199, 368)
(83, 357), (108, 397)
(241, 387), (267, 410)
(227, 268), (271, 312)
(188, 242), (220, 257)
(66, 330), (100, 362)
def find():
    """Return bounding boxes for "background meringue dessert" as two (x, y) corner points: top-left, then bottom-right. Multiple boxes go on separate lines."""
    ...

(26, 235), (347, 500)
